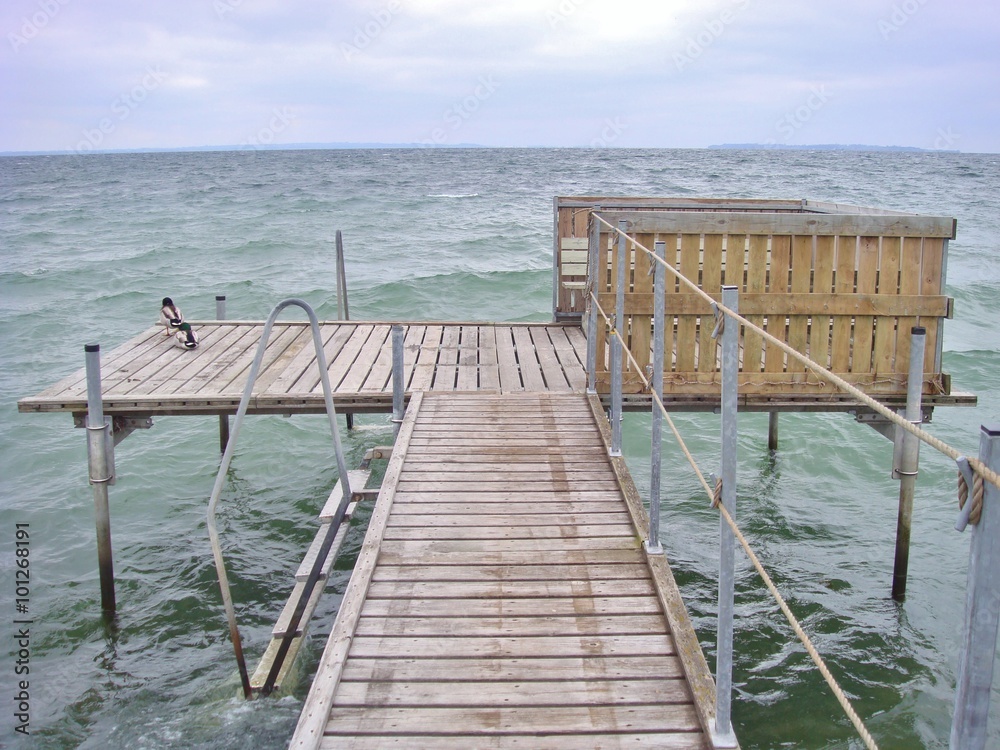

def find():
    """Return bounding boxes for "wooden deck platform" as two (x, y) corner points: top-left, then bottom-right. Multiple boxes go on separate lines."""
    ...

(17, 319), (973, 419)
(289, 391), (718, 749)
(17, 321), (588, 416)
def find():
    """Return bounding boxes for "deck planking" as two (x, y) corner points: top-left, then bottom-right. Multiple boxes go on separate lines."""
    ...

(18, 322), (588, 416)
(288, 392), (714, 750)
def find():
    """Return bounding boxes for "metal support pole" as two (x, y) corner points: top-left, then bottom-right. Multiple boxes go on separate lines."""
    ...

(85, 344), (116, 614)
(335, 230), (353, 429)
(391, 324), (404, 438)
(609, 219), (627, 456)
(768, 411), (779, 452)
(714, 286), (739, 747)
(216, 295), (230, 453)
(892, 326), (925, 600)
(585, 210), (600, 395)
(646, 240), (666, 555)
(335, 229), (349, 321)
(951, 424), (1000, 749)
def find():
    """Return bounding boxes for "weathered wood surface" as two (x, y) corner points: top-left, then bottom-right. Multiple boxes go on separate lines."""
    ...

(289, 393), (714, 749)
(17, 322), (588, 415)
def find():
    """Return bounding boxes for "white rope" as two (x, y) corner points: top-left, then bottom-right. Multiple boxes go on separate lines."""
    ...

(589, 291), (880, 750)
(591, 213), (1000, 494)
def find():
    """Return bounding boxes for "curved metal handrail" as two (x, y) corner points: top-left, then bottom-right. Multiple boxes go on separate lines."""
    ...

(206, 298), (352, 698)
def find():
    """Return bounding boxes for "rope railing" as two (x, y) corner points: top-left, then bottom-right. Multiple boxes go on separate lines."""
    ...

(590, 212), (1000, 495)
(589, 291), (879, 749)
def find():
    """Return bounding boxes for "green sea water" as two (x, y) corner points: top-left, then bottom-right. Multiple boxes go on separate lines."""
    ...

(1, 147), (999, 748)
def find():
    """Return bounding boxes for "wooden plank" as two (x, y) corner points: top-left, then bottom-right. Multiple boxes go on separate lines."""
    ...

(477, 326), (501, 392)
(360, 596), (662, 618)
(896, 237), (923, 372)
(321, 325), (376, 393)
(277, 324), (355, 393)
(598, 291), (951, 317)
(408, 325), (442, 392)
(382, 524), (637, 539)
(697, 233), (723, 373)
(333, 678), (689, 707)
(629, 232), (655, 377)
(809, 235), (836, 369)
(530, 326), (572, 391)
(324, 704), (700, 735)
(347, 634), (675, 659)
(724, 233), (746, 287)
(742, 234), (768, 372)
(378, 537), (639, 555)
(852, 236), (879, 374)
(786, 235), (813, 372)
(874, 236), (902, 377)
(830, 235), (857, 373)
(764, 235), (791, 373)
(920, 237), (945, 375)
(321, 732), (705, 749)
(456, 326), (480, 391)
(354, 614), (668, 638)
(674, 233), (700, 373)
(377, 549), (644, 566)
(511, 325), (547, 392)
(598, 209), (955, 238)
(371, 563), (653, 583)
(431, 326), (459, 391)
(365, 579), (657, 599)
(339, 655), (680, 682)
(387, 509), (628, 523)
(318, 469), (371, 521)
(295, 520), (351, 581)
(547, 325), (587, 390)
(494, 326), (523, 393)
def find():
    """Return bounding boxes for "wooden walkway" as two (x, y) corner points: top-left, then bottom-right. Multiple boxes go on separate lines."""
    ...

(289, 392), (716, 750)
(18, 322), (588, 416)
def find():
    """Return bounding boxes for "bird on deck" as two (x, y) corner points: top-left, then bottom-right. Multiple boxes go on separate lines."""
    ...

(159, 297), (184, 335)
(173, 322), (199, 350)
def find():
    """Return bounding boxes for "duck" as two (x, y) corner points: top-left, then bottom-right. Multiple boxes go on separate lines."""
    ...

(159, 297), (184, 335)
(173, 322), (199, 350)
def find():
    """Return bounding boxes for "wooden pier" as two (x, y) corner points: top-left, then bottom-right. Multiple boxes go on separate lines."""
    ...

(290, 391), (716, 749)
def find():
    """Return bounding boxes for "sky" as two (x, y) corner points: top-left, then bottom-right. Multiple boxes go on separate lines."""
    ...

(2, 0), (998, 153)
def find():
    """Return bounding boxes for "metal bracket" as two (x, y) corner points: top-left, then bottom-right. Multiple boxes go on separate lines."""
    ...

(710, 303), (724, 339)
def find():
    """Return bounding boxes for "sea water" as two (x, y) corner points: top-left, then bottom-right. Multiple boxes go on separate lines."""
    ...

(1, 147), (999, 748)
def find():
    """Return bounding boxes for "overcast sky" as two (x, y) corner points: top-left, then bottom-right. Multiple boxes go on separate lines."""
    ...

(3, 0), (998, 153)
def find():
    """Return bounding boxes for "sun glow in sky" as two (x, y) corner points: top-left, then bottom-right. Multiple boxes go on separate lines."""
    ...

(2, 0), (998, 153)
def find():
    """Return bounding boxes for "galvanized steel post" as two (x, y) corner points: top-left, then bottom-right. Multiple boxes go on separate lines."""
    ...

(646, 240), (666, 555)
(335, 230), (354, 430)
(585, 210), (600, 395)
(85, 344), (116, 613)
(892, 326), (925, 600)
(714, 285), (739, 747)
(391, 324), (404, 438)
(216, 295), (230, 453)
(951, 424), (1000, 749)
(609, 220), (627, 456)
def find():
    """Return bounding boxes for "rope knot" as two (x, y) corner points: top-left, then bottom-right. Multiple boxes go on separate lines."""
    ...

(711, 476), (723, 508)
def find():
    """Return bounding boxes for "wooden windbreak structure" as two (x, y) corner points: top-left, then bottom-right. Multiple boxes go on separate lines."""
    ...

(554, 197), (957, 398)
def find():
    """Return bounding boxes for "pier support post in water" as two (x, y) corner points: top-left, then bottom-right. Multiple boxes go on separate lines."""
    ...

(646, 240), (666, 555)
(391, 324), (404, 438)
(768, 411), (779, 452)
(216, 295), (230, 453)
(85, 344), (116, 613)
(335, 230), (354, 430)
(608, 220), (627, 456)
(951, 424), (1000, 749)
(891, 326), (925, 600)
(713, 286), (739, 748)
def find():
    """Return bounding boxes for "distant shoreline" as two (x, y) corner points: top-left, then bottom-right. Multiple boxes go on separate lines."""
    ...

(1, 142), (965, 156)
